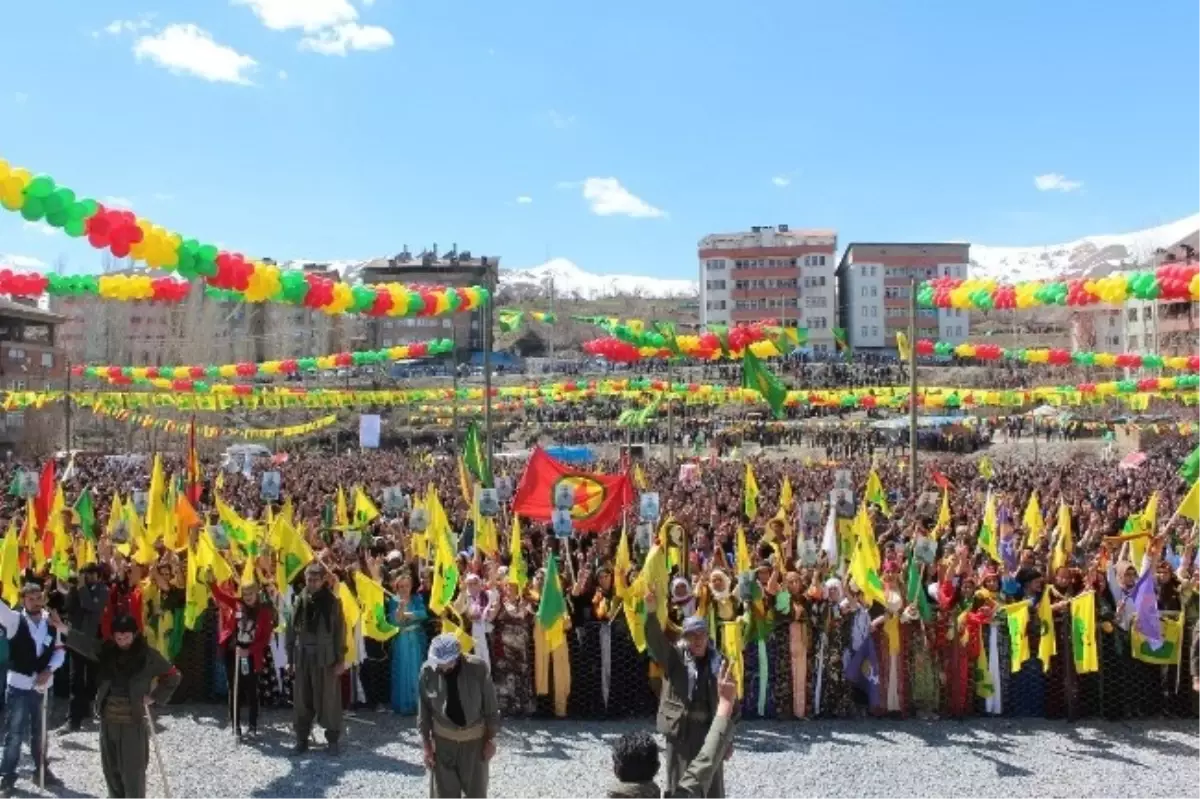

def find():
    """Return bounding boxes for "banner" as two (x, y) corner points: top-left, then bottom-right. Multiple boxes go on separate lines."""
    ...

(359, 414), (381, 449)
(512, 447), (633, 533)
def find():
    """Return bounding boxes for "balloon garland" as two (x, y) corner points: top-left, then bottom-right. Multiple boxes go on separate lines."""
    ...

(71, 339), (454, 384)
(0, 157), (489, 315)
(7, 374), (1193, 413)
(918, 262), (1200, 311)
(498, 309), (556, 333)
(914, 339), (1199, 372)
(582, 320), (807, 362)
(0, 268), (192, 303)
(87, 405), (338, 440)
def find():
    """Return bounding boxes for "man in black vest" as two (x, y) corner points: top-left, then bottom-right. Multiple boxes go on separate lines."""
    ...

(0, 580), (66, 796)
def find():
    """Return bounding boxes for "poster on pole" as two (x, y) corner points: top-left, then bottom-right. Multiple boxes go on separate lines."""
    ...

(359, 414), (381, 449)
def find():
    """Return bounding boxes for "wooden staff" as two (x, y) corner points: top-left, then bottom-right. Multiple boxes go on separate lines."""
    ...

(232, 652), (240, 740)
(145, 701), (172, 798)
(38, 686), (48, 789)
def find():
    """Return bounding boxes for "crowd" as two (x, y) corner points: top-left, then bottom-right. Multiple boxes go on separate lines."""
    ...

(0, 417), (1195, 791)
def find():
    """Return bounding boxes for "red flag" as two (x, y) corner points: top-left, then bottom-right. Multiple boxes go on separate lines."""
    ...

(186, 418), (202, 505)
(33, 460), (55, 533)
(512, 447), (633, 533)
(931, 469), (953, 490)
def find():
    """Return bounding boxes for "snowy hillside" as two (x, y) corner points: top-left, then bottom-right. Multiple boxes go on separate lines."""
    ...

(968, 213), (1199, 282)
(499, 257), (698, 300)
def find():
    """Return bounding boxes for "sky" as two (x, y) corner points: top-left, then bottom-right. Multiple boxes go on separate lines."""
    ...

(1, 0), (1198, 280)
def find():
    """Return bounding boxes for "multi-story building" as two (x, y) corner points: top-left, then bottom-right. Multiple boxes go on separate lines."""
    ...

(697, 225), (837, 352)
(836, 243), (971, 354)
(359, 246), (499, 359)
(0, 298), (66, 455)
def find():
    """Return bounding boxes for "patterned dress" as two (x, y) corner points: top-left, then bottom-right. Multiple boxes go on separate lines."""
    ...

(492, 600), (535, 717)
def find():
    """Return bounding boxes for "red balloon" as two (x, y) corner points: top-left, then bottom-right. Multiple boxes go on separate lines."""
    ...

(172, 379), (193, 392)
(280, 359), (298, 373)
(189, 366), (205, 379)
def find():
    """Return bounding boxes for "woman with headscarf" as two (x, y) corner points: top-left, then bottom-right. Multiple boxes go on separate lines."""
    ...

(386, 563), (427, 715)
(810, 577), (851, 718)
(870, 562), (909, 717)
(1009, 567), (1047, 717)
(1045, 566), (1081, 720)
(777, 570), (811, 719)
(492, 572), (534, 717)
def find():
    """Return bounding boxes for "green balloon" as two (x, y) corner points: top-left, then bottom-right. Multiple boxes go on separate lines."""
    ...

(19, 196), (45, 221)
(25, 175), (55, 199)
(64, 218), (86, 237)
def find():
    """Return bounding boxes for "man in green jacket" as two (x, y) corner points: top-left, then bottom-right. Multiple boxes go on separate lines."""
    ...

(286, 563), (347, 755)
(608, 663), (739, 798)
(51, 612), (180, 799)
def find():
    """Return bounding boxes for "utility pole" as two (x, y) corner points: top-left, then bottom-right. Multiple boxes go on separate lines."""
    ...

(63, 358), (72, 453)
(548, 276), (556, 365)
(908, 277), (919, 499)
(482, 259), (496, 477)
(666, 365), (675, 465)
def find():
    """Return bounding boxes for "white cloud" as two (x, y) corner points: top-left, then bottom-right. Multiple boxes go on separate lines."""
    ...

(134, 24), (258, 85)
(232, 0), (357, 32)
(103, 18), (153, 36)
(22, 221), (56, 236)
(1, 254), (47, 270)
(278, 69), (288, 80)
(547, 110), (576, 129)
(1034, 172), (1083, 192)
(771, 175), (791, 187)
(580, 177), (666, 219)
(13, 92), (27, 104)
(515, 196), (533, 205)
(102, 196), (134, 209)
(299, 23), (393, 55)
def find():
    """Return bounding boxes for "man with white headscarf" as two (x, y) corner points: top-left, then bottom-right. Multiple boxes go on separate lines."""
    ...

(418, 633), (499, 797)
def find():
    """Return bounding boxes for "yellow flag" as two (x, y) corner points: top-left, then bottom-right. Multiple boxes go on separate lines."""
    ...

(457, 457), (473, 507)
(0, 522), (20, 607)
(1070, 591), (1099, 674)
(1051, 502), (1073, 572)
(865, 469), (891, 517)
(978, 456), (995, 481)
(720, 620), (745, 698)
(196, 530), (234, 584)
(1023, 490), (1044, 548)
(1178, 480), (1199, 523)
(1037, 588), (1056, 673)
(353, 486), (380, 527)
(779, 476), (794, 512)
(105, 491), (124, 539)
(933, 488), (951, 539)
(614, 524), (632, 600)
(735, 525), (752, 574)
(240, 553), (257, 588)
(633, 464), (648, 491)
(508, 514), (527, 594)
(743, 463), (759, 520)
(895, 331), (911, 362)
(146, 454), (168, 539)
(337, 582), (360, 666)
(1003, 601), (1031, 672)
(335, 487), (350, 528)
(978, 491), (1001, 564)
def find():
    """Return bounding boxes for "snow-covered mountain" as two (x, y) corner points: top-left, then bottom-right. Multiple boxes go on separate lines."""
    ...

(499, 257), (698, 300)
(968, 213), (1199, 282)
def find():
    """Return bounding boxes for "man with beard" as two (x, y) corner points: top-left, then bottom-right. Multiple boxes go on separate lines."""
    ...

(0, 580), (67, 797)
(50, 612), (180, 799)
(286, 563), (346, 755)
(418, 633), (499, 797)
(644, 591), (731, 798)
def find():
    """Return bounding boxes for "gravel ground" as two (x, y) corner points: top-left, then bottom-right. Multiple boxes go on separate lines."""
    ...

(11, 707), (1194, 798)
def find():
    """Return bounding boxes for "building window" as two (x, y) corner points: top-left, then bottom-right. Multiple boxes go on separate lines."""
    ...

(7, 348), (24, 360)
(870, 286), (878, 297)
(860, 287), (868, 297)
(1128, 335), (1138, 349)
(871, 326), (879, 337)
(40, 353), (53, 368)
(1127, 308), (1138, 322)
(860, 326), (868, 338)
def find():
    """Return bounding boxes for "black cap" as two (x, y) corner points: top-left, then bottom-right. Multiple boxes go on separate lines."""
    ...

(112, 614), (139, 634)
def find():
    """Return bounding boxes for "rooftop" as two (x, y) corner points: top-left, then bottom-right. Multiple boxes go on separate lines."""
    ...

(0, 297), (66, 325)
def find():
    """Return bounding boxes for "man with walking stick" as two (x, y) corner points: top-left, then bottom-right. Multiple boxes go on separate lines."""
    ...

(50, 611), (181, 799)
(0, 580), (66, 797)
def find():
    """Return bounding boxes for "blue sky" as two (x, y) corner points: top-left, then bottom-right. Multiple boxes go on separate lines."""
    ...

(1, 0), (1197, 280)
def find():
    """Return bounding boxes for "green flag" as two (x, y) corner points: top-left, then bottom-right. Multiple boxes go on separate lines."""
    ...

(498, 309), (524, 333)
(463, 420), (493, 488)
(5, 473), (20, 497)
(1181, 445), (1199, 484)
(741, 348), (787, 419)
(833, 327), (852, 362)
(536, 552), (569, 643)
(74, 489), (97, 541)
(905, 548), (932, 622)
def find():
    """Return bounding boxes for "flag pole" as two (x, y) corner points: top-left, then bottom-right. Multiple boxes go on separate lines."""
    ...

(38, 687), (47, 789)
(908, 277), (919, 499)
